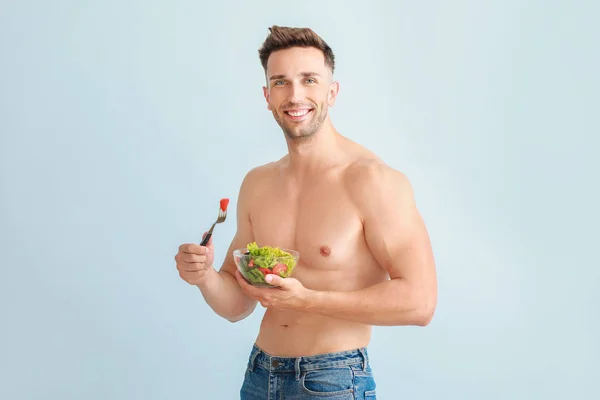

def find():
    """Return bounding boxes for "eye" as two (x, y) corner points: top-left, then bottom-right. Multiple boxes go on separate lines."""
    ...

(305, 78), (316, 84)
(274, 80), (285, 86)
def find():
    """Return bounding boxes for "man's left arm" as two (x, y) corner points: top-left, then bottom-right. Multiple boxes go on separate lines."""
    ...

(302, 163), (437, 326)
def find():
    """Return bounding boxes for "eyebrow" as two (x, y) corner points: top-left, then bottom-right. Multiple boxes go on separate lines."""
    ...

(269, 72), (322, 81)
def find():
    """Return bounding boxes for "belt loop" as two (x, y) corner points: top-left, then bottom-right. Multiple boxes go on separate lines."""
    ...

(249, 347), (260, 372)
(295, 357), (302, 381)
(359, 348), (368, 371)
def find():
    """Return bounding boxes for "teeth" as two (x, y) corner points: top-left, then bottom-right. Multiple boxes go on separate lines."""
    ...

(287, 109), (310, 117)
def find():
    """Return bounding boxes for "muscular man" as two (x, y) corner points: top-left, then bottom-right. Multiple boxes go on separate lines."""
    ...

(175, 26), (438, 399)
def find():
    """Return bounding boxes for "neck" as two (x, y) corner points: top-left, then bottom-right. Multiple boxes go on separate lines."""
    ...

(283, 118), (345, 175)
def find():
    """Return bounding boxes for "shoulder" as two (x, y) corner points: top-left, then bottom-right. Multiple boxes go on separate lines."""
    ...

(343, 156), (417, 224)
(240, 159), (281, 187)
(238, 159), (284, 204)
(339, 137), (412, 194)
(345, 157), (413, 200)
(234, 162), (279, 217)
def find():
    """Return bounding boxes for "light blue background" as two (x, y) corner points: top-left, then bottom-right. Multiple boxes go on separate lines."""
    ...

(1, 1), (598, 399)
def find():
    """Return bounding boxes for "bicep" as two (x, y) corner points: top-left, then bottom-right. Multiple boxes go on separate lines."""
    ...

(361, 169), (435, 282)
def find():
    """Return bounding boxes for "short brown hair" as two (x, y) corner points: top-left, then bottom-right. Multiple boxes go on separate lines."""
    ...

(258, 25), (335, 73)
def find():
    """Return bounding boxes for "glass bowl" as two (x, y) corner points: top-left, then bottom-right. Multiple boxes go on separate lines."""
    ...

(233, 247), (300, 287)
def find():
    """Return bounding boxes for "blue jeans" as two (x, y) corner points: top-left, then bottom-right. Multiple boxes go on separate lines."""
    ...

(240, 344), (377, 399)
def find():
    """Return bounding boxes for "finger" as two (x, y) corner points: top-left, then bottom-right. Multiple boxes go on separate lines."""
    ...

(179, 243), (199, 253)
(179, 243), (210, 255)
(264, 273), (287, 288)
(182, 254), (207, 263)
(177, 262), (208, 272)
(175, 253), (207, 265)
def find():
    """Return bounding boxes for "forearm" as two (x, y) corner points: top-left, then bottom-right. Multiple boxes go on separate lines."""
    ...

(306, 278), (436, 326)
(197, 267), (257, 322)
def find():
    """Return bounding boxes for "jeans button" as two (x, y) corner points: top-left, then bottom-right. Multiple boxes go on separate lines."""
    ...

(271, 360), (279, 367)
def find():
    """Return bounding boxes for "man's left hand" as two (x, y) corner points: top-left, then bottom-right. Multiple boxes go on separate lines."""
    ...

(235, 270), (313, 311)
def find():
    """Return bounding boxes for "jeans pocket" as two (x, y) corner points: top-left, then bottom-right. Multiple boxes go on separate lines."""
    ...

(301, 367), (355, 397)
(350, 364), (376, 398)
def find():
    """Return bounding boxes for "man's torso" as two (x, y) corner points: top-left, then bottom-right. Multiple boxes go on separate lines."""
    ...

(247, 144), (389, 357)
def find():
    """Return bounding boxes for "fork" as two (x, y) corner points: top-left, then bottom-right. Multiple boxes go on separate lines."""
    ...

(200, 204), (227, 246)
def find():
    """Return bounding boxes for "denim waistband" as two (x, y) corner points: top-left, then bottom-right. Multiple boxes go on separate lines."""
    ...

(247, 344), (369, 375)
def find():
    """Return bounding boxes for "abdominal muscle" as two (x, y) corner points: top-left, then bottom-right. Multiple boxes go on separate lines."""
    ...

(254, 309), (372, 357)
(252, 261), (386, 357)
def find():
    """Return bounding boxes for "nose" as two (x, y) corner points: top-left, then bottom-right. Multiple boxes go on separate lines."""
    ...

(289, 82), (306, 104)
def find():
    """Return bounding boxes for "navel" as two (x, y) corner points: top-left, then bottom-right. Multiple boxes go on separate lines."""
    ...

(319, 246), (331, 257)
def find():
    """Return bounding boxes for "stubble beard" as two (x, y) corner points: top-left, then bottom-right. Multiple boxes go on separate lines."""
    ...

(273, 103), (329, 143)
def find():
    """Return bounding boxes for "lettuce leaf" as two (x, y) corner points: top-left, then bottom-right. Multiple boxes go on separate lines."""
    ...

(246, 242), (294, 270)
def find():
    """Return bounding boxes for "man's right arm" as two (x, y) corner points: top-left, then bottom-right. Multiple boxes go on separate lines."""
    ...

(195, 169), (260, 322)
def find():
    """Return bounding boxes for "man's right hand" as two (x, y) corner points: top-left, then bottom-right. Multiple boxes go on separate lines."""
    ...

(175, 234), (215, 286)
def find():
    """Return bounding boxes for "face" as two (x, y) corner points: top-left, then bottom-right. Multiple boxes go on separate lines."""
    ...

(263, 47), (339, 141)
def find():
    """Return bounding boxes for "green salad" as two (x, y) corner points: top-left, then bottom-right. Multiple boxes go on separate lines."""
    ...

(239, 242), (297, 285)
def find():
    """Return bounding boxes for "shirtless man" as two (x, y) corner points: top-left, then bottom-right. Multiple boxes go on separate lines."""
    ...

(175, 26), (437, 399)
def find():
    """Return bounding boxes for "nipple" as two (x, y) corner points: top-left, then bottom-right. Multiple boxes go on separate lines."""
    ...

(319, 246), (331, 257)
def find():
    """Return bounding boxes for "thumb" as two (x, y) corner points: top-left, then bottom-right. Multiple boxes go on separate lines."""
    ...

(265, 273), (288, 288)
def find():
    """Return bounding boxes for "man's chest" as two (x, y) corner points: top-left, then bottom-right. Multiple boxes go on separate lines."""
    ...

(249, 182), (365, 271)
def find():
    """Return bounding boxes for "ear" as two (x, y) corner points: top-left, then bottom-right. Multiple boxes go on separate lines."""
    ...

(327, 80), (340, 107)
(262, 86), (272, 111)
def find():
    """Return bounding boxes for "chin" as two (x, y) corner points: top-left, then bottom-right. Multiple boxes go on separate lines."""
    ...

(284, 129), (317, 141)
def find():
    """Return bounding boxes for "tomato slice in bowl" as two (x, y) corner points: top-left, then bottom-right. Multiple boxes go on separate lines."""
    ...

(272, 263), (287, 276)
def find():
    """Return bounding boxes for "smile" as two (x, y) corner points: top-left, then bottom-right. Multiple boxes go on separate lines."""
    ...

(283, 108), (314, 121)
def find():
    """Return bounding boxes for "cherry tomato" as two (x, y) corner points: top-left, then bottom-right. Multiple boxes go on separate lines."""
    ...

(220, 198), (229, 212)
